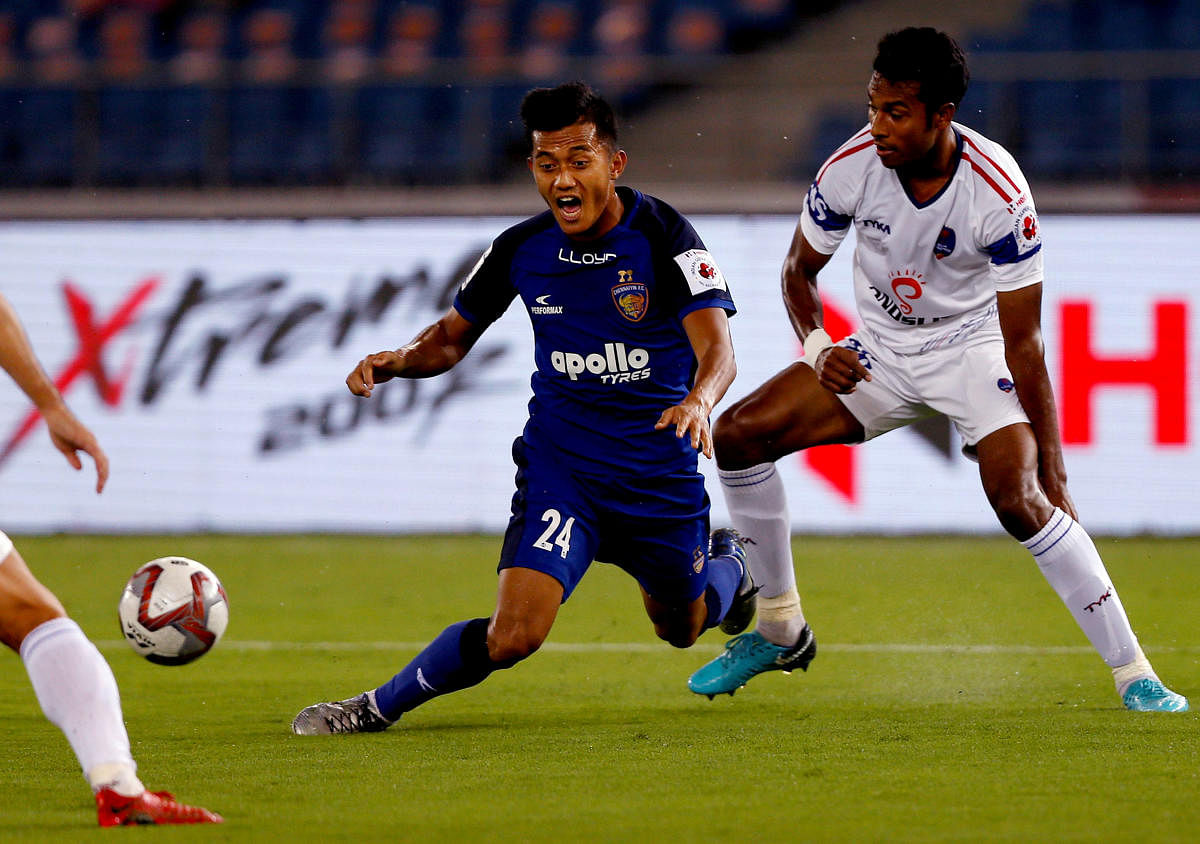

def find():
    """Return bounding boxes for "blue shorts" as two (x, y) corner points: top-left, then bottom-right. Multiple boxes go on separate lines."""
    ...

(498, 437), (711, 604)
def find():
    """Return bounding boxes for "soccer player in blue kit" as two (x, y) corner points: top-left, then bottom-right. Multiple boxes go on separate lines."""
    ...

(292, 82), (757, 734)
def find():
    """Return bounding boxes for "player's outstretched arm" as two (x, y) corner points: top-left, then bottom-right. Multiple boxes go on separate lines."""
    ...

(0, 294), (109, 492)
(783, 227), (870, 393)
(347, 306), (483, 397)
(655, 306), (735, 458)
(996, 283), (1077, 520)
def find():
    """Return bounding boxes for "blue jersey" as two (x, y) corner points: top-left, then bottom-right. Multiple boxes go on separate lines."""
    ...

(453, 186), (735, 476)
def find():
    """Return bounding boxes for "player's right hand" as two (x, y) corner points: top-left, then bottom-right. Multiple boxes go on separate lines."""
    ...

(346, 350), (405, 397)
(42, 403), (109, 493)
(814, 346), (872, 394)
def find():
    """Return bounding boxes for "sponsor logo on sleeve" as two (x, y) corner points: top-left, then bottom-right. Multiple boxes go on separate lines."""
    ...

(1012, 205), (1041, 252)
(673, 249), (728, 296)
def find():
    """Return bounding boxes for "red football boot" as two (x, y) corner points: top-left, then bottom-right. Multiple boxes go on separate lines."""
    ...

(96, 788), (224, 826)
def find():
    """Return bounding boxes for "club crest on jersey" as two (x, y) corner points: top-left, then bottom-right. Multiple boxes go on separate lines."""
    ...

(933, 226), (956, 260)
(692, 545), (705, 574)
(612, 273), (648, 322)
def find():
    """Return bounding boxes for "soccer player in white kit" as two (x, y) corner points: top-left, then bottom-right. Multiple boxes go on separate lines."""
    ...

(687, 26), (1187, 712)
(0, 293), (223, 825)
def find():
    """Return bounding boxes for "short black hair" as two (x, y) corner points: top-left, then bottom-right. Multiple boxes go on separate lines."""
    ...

(520, 82), (618, 152)
(873, 27), (969, 114)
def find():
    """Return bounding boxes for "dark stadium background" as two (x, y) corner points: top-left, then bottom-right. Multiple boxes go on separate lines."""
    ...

(0, 0), (1195, 217)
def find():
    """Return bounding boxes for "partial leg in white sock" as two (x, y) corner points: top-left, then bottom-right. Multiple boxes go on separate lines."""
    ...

(1022, 508), (1155, 694)
(719, 463), (806, 645)
(21, 617), (144, 795)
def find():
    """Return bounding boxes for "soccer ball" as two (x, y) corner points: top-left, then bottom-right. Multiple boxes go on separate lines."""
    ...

(117, 557), (229, 665)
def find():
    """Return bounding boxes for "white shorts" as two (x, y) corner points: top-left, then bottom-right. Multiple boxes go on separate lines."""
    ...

(835, 324), (1030, 454)
(0, 530), (11, 562)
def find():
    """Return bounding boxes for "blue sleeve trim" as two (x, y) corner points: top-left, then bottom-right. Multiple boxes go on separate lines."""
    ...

(805, 182), (852, 232)
(450, 296), (482, 326)
(677, 296), (736, 322)
(984, 234), (1042, 265)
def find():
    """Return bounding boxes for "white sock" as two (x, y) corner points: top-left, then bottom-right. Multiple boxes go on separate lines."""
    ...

(1111, 644), (1158, 697)
(20, 617), (144, 795)
(1023, 508), (1142, 669)
(719, 463), (806, 644)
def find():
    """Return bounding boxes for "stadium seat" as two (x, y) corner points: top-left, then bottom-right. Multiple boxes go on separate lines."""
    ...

(227, 83), (333, 184)
(1149, 77), (1200, 176)
(96, 86), (163, 185)
(1165, 0), (1200, 49)
(356, 82), (474, 185)
(800, 109), (866, 180)
(7, 85), (78, 185)
(958, 79), (1014, 144)
(1009, 0), (1076, 51)
(155, 85), (219, 184)
(1017, 80), (1124, 178)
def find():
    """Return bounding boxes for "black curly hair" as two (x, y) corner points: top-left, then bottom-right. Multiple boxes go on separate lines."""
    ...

(874, 27), (970, 119)
(520, 82), (618, 152)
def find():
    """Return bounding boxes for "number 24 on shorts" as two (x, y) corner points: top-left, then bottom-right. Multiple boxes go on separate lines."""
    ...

(534, 508), (575, 558)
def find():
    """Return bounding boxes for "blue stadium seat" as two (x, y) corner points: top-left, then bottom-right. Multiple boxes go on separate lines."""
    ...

(478, 81), (529, 178)
(95, 84), (217, 185)
(958, 80), (1012, 142)
(800, 109), (866, 181)
(227, 83), (333, 184)
(356, 82), (475, 184)
(154, 85), (218, 184)
(5, 86), (77, 185)
(1165, 0), (1200, 49)
(1017, 79), (1124, 178)
(96, 85), (161, 184)
(1149, 77), (1200, 176)
(1081, 0), (1155, 49)
(1010, 0), (1076, 50)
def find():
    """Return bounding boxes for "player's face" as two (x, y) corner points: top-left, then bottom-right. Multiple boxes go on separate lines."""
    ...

(866, 73), (946, 169)
(528, 120), (627, 240)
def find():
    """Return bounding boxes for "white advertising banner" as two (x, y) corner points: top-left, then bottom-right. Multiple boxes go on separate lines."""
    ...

(0, 215), (1194, 534)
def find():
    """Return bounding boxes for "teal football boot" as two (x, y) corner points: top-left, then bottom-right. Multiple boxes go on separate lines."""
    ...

(688, 626), (816, 698)
(1121, 678), (1189, 712)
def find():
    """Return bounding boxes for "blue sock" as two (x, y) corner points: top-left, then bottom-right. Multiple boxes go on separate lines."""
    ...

(702, 553), (743, 630)
(373, 618), (496, 721)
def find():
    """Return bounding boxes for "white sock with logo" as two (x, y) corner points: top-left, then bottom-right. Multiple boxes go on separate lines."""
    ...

(1022, 509), (1143, 674)
(21, 617), (144, 796)
(718, 463), (806, 645)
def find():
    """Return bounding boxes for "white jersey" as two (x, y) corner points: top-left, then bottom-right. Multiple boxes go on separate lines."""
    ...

(800, 122), (1043, 355)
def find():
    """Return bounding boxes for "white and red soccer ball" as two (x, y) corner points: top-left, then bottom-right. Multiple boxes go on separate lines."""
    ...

(118, 557), (229, 665)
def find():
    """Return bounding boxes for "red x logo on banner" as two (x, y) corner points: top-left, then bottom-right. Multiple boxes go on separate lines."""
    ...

(0, 278), (159, 467)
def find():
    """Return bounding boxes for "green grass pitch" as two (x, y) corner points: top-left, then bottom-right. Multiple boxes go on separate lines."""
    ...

(1, 534), (1197, 841)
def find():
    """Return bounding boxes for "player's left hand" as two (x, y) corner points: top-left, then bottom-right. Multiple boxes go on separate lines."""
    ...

(1040, 472), (1079, 522)
(655, 401), (713, 458)
(42, 402), (109, 493)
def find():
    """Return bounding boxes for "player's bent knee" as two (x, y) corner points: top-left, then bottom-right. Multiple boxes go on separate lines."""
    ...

(0, 600), (66, 652)
(486, 626), (546, 664)
(988, 485), (1049, 539)
(713, 406), (769, 467)
(653, 621), (701, 649)
(0, 559), (68, 652)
